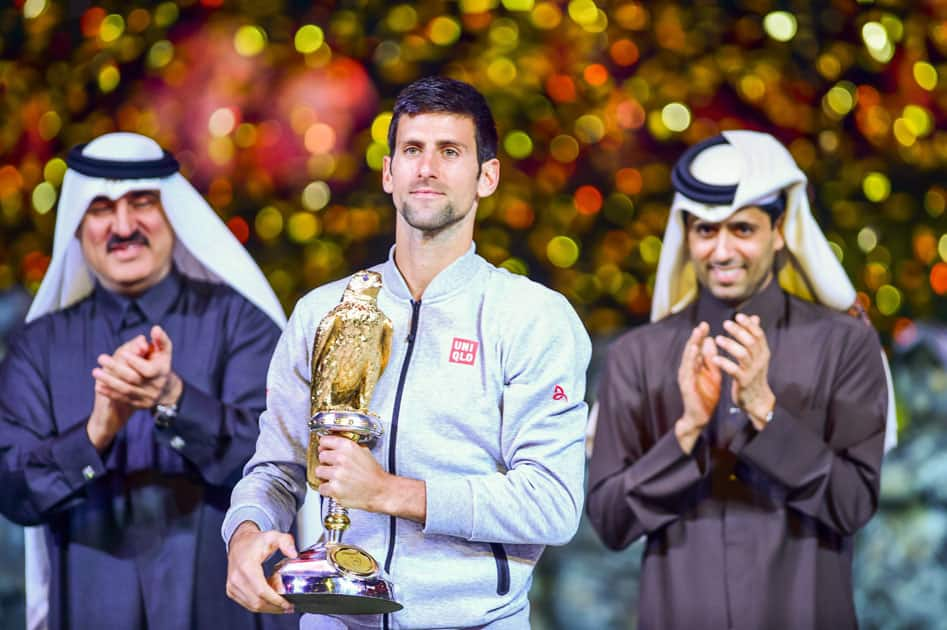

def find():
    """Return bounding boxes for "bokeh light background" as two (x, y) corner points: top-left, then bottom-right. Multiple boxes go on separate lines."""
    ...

(2, 1), (947, 628)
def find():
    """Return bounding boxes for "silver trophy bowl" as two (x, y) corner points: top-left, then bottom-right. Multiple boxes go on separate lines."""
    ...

(269, 542), (401, 614)
(268, 410), (403, 614)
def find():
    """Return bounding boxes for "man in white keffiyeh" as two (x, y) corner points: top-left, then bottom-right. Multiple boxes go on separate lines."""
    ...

(653, 130), (896, 450)
(587, 130), (892, 630)
(0, 132), (294, 630)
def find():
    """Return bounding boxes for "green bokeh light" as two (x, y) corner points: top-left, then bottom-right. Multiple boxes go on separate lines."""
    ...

(863, 173), (891, 203)
(876, 284), (901, 316)
(100, 15), (125, 43)
(255, 206), (284, 240)
(639, 236), (662, 265)
(234, 25), (267, 57)
(147, 40), (174, 69)
(43, 158), (66, 186)
(295, 25), (325, 54)
(32, 182), (56, 214)
(504, 131), (534, 159)
(547, 236), (580, 268)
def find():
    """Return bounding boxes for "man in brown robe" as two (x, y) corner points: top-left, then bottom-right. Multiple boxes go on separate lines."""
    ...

(586, 131), (891, 630)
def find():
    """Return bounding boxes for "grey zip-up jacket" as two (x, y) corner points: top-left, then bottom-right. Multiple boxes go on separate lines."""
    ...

(223, 245), (591, 629)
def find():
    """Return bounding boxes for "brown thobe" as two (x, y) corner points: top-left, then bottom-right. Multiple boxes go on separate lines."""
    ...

(587, 281), (887, 630)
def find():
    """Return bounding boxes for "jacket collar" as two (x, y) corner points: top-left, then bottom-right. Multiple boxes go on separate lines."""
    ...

(381, 243), (480, 304)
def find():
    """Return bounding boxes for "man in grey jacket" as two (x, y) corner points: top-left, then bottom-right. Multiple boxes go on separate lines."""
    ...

(223, 76), (592, 629)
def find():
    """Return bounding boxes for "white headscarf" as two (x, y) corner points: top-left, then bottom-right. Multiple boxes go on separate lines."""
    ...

(651, 130), (897, 453)
(24, 132), (287, 630)
(652, 130), (856, 319)
(27, 132), (286, 327)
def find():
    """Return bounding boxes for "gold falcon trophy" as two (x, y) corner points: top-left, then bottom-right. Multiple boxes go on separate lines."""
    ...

(268, 270), (402, 614)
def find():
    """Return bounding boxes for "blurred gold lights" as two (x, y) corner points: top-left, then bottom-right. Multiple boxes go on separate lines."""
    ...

(862, 21), (894, 63)
(98, 65), (120, 93)
(913, 62), (938, 91)
(876, 285), (901, 316)
(99, 14), (125, 42)
(234, 25), (266, 57)
(824, 82), (856, 118)
(255, 206), (283, 240)
(660, 103), (691, 133)
(763, 11), (797, 42)
(858, 227), (879, 253)
(295, 25), (325, 54)
(429, 16), (461, 45)
(504, 131), (533, 159)
(547, 236), (580, 268)
(568, 0), (608, 33)
(302, 181), (331, 211)
(366, 113), (392, 171)
(23, 0), (48, 19)
(208, 108), (237, 137)
(863, 173), (891, 203)
(32, 183), (56, 215)
(5, 0), (947, 332)
(147, 41), (175, 69)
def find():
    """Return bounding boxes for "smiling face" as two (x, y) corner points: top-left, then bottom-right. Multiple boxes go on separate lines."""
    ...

(77, 189), (175, 296)
(381, 112), (499, 238)
(686, 206), (785, 305)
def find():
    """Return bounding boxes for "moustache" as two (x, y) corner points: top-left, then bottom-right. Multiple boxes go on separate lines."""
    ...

(107, 231), (149, 252)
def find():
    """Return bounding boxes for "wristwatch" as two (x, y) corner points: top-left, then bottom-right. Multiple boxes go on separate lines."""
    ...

(153, 402), (178, 428)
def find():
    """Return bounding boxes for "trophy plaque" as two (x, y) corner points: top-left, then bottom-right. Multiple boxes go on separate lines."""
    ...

(268, 270), (402, 614)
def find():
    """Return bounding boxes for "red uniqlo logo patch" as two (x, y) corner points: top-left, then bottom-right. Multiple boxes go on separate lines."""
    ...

(449, 337), (478, 365)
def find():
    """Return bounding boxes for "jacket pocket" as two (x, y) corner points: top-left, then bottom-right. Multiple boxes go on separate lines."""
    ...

(489, 542), (510, 596)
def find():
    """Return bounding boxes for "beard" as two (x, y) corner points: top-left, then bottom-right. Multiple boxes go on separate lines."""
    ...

(398, 199), (470, 236)
(697, 257), (776, 306)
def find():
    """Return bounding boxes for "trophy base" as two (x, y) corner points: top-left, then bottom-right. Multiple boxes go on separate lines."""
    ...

(282, 593), (401, 615)
(269, 542), (402, 615)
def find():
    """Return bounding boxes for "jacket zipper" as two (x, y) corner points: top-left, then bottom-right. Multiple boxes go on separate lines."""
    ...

(383, 299), (421, 630)
(489, 543), (511, 596)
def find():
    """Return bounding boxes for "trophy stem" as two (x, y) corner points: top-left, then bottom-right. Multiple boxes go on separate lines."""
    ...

(324, 497), (349, 544)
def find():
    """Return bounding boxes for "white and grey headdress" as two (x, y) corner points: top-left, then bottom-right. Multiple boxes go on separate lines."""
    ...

(24, 132), (287, 630)
(28, 132), (286, 328)
(653, 130), (897, 452)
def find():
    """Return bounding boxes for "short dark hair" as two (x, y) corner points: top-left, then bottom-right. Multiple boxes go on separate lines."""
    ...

(387, 76), (498, 165)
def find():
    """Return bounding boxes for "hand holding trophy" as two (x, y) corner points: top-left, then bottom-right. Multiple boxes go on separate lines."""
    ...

(268, 270), (402, 614)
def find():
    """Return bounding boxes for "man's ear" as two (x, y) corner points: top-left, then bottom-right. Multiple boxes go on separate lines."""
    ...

(476, 158), (500, 198)
(381, 155), (393, 194)
(773, 214), (786, 252)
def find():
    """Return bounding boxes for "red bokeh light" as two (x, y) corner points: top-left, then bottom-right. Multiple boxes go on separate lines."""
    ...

(575, 185), (603, 215)
(227, 216), (250, 244)
(930, 262), (947, 295)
